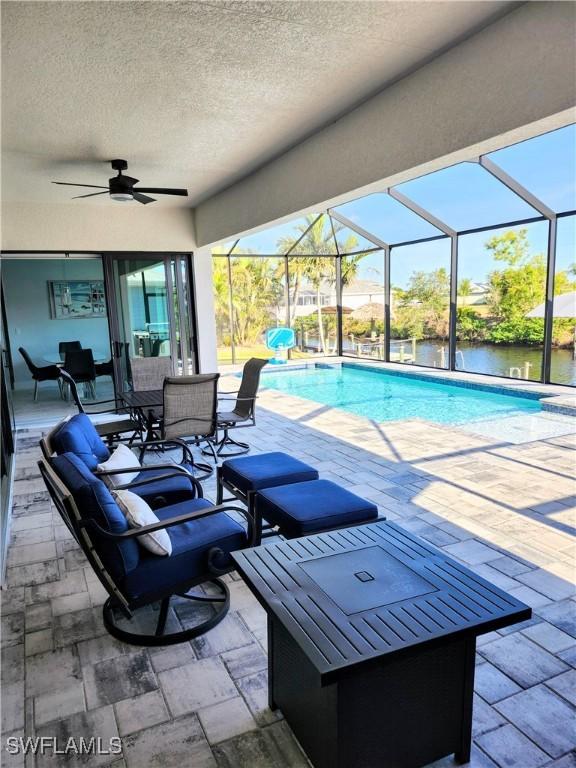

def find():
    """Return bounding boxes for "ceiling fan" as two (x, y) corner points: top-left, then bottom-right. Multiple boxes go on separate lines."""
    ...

(52, 159), (188, 204)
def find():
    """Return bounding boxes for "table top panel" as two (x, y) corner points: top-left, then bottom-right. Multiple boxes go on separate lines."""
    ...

(232, 522), (531, 684)
(120, 390), (163, 408)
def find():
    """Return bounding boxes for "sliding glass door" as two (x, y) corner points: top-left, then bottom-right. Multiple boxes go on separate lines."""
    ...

(105, 255), (196, 392)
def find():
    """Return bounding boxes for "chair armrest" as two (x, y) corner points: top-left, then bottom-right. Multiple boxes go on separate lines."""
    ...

(95, 464), (204, 498)
(218, 396), (257, 402)
(131, 437), (195, 464)
(79, 503), (255, 544)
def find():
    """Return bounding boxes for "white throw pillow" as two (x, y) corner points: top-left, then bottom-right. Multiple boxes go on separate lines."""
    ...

(97, 443), (141, 487)
(113, 490), (172, 556)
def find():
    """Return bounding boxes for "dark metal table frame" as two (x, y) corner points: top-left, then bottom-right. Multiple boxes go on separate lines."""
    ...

(233, 522), (531, 768)
(120, 390), (163, 442)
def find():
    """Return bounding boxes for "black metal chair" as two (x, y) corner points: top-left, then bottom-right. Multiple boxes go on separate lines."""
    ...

(59, 340), (82, 361)
(18, 347), (62, 401)
(64, 348), (96, 399)
(209, 358), (268, 457)
(59, 369), (142, 445)
(39, 454), (255, 645)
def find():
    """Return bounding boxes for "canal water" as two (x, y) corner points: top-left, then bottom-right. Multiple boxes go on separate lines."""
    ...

(339, 339), (575, 385)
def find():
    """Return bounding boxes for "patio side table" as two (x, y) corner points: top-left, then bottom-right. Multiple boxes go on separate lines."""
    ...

(232, 521), (531, 768)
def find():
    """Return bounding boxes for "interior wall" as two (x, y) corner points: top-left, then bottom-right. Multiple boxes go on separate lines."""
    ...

(194, 1), (576, 246)
(1, 202), (196, 252)
(2, 258), (110, 384)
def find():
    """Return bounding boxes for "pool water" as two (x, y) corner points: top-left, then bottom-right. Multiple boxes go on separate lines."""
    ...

(260, 364), (542, 425)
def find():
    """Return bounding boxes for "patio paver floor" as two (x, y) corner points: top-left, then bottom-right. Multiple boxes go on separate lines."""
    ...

(1, 379), (575, 767)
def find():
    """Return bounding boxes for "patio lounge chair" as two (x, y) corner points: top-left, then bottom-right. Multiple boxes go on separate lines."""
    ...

(207, 357), (268, 457)
(39, 454), (254, 645)
(19, 347), (62, 401)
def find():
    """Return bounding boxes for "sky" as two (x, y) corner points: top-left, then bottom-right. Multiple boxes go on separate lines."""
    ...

(218, 124), (576, 286)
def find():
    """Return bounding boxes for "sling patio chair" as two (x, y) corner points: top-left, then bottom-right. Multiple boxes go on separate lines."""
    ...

(39, 454), (255, 645)
(139, 374), (220, 469)
(205, 357), (268, 457)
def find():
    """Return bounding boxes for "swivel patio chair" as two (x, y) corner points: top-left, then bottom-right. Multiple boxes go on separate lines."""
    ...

(39, 454), (254, 645)
(42, 410), (209, 508)
(19, 347), (62, 401)
(63, 348), (97, 399)
(208, 357), (268, 457)
(58, 340), (82, 361)
(59, 369), (142, 446)
(130, 356), (172, 391)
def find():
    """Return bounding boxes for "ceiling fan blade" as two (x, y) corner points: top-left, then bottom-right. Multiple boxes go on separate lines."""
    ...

(132, 192), (156, 204)
(72, 191), (110, 199)
(52, 182), (109, 189)
(135, 187), (188, 196)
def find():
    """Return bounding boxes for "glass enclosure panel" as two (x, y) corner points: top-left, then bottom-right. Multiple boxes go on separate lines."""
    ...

(456, 221), (548, 380)
(390, 240), (451, 367)
(551, 215), (576, 385)
(395, 162), (539, 231)
(112, 258), (172, 390)
(289, 256), (338, 356)
(231, 215), (322, 255)
(285, 214), (338, 255)
(330, 221), (381, 254)
(487, 125), (576, 214)
(332, 193), (441, 245)
(230, 256), (285, 362)
(212, 256), (233, 364)
(342, 250), (385, 359)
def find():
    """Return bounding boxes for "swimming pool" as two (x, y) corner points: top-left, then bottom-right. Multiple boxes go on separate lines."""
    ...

(259, 364), (542, 425)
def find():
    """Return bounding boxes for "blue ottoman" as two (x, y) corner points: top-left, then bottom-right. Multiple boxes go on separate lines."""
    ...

(217, 452), (319, 504)
(255, 479), (379, 539)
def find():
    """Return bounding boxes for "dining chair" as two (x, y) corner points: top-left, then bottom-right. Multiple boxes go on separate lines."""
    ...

(18, 347), (62, 401)
(58, 340), (82, 361)
(63, 348), (97, 399)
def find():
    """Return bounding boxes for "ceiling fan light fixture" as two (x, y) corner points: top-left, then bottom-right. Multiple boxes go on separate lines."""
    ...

(109, 191), (134, 202)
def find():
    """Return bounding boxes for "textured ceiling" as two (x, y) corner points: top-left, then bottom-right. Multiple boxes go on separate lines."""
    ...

(2, 0), (515, 208)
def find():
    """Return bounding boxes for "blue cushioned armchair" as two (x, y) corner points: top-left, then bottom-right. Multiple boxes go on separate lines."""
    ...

(42, 413), (211, 508)
(39, 453), (255, 645)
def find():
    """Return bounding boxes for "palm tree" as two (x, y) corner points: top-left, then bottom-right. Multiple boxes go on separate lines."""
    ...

(277, 215), (369, 353)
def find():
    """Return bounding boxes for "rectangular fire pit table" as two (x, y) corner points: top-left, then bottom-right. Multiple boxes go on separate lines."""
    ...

(232, 521), (531, 768)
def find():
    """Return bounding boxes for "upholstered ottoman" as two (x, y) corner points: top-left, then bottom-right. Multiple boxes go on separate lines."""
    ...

(254, 478), (379, 540)
(216, 452), (319, 528)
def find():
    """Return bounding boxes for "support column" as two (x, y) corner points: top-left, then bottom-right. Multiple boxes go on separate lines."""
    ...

(192, 246), (219, 372)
